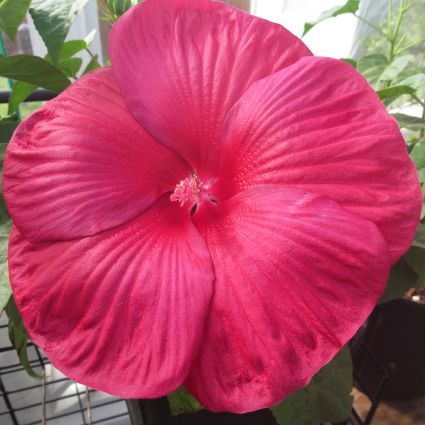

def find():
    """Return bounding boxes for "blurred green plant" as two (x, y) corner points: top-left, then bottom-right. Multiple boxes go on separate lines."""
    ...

(362, 0), (425, 66)
(272, 1), (425, 424)
(0, 0), (101, 117)
(97, 0), (144, 23)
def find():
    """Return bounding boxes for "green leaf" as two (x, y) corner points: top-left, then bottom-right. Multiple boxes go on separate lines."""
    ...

(8, 81), (37, 114)
(420, 190), (425, 224)
(55, 32), (97, 78)
(168, 387), (203, 416)
(411, 140), (425, 169)
(102, 0), (141, 21)
(1, 139), (11, 304)
(0, 55), (70, 92)
(0, 143), (7, 213)
(379, 257), (419, 304)
(0, 141), (11, 312)
(271, 346), (353, 425)
(398, 73), (425, 90)
(357, 54), (389, 84)
(1, 140), (7, 187)
(0, 192), (9, 225)
(0, 263), (11, 312)
(0, 116), (19, 144)
(59, 57), (83, 78)
(0, 219), (11, 312)
(302, 0), (360, 36)
(396, 66), (425, 80)
(420, 168), (425, 186)
(0, 140), (6, 174)
(60, 40), (88, 60)
(404, 246), (425, 283)
(30, 0), (91, 65)
(82, 56), (101, 74)
(59, 31), (96, 60)
(5, 297), (44, 379)
(0, 0), (32, 40)
(108, 0), (132, 17)
(376, 85), (415, 101)
(340, 58), (357, 68)
(392, 113), (425, 131)
(412, 227), (425, 249)
(378, 55), (414, 83)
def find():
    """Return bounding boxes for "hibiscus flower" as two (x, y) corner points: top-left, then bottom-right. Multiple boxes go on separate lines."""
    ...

(2, 0), (421, 414)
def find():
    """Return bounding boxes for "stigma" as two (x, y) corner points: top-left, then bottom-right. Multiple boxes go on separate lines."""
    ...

(170, 175), (203, 207)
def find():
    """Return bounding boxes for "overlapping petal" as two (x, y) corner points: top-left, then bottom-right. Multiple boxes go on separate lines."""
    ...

(3, 68), (190, 243)
(109, 0), (311, 179)
(213, 56), (421, 264)
(9, 196), (214, 397)
(185, 186), (389, 412)
(2, 0), (418, 412)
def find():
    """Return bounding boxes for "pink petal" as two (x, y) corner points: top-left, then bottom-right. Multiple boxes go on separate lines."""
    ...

(9, 196), (214, 397)
(214, 56), (421, 264)
(109, 0), (311, 179)
(3, 68), (190, 243)
(185, 186), (389, 413)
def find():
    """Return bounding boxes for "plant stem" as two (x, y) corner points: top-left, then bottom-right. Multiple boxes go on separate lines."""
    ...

(85, 387), (92, 425)
(387, 0), (393, 39)
(389, 0), (409, 61)
(354, 14), (387, 38)
(395, 37), (425, 55)
(393, 1), (405, 43)
(85, 47), (97, 60)
(421, 103), (425, 139)
(394, 33), (407, 53)
(412, 95), (425, 107)
(419, 104), (425, 139)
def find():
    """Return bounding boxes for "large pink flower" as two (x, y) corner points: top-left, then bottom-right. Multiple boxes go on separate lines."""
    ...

(2, 0), (421, 414)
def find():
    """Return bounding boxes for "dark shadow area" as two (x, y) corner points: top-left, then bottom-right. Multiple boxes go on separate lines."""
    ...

(173, 408), (277, 425)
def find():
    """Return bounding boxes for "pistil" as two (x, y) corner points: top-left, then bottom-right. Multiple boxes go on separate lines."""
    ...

(170, 175), (203, 207)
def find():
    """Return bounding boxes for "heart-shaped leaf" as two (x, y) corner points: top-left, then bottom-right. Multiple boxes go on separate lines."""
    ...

(168, 387), (203, 416)
(271, 346), (353, 425)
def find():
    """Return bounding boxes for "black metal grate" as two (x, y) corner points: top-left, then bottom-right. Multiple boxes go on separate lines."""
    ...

(0, 319), (130, 425)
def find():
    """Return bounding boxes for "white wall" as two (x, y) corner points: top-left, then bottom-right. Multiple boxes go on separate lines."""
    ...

(251, 0), (359, 58)
(26, 0), (357, 67)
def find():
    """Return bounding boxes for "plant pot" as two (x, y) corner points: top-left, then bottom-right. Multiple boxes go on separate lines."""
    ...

(353, 298), (425, 401)
(172, 409), (277, 425)
(127, 398), (278, 425)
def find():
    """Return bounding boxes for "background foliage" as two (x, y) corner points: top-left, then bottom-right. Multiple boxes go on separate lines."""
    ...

(0, 0), (423, 424)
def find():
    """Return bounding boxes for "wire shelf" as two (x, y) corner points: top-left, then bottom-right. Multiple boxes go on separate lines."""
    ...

(0, 315), (130, 425)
